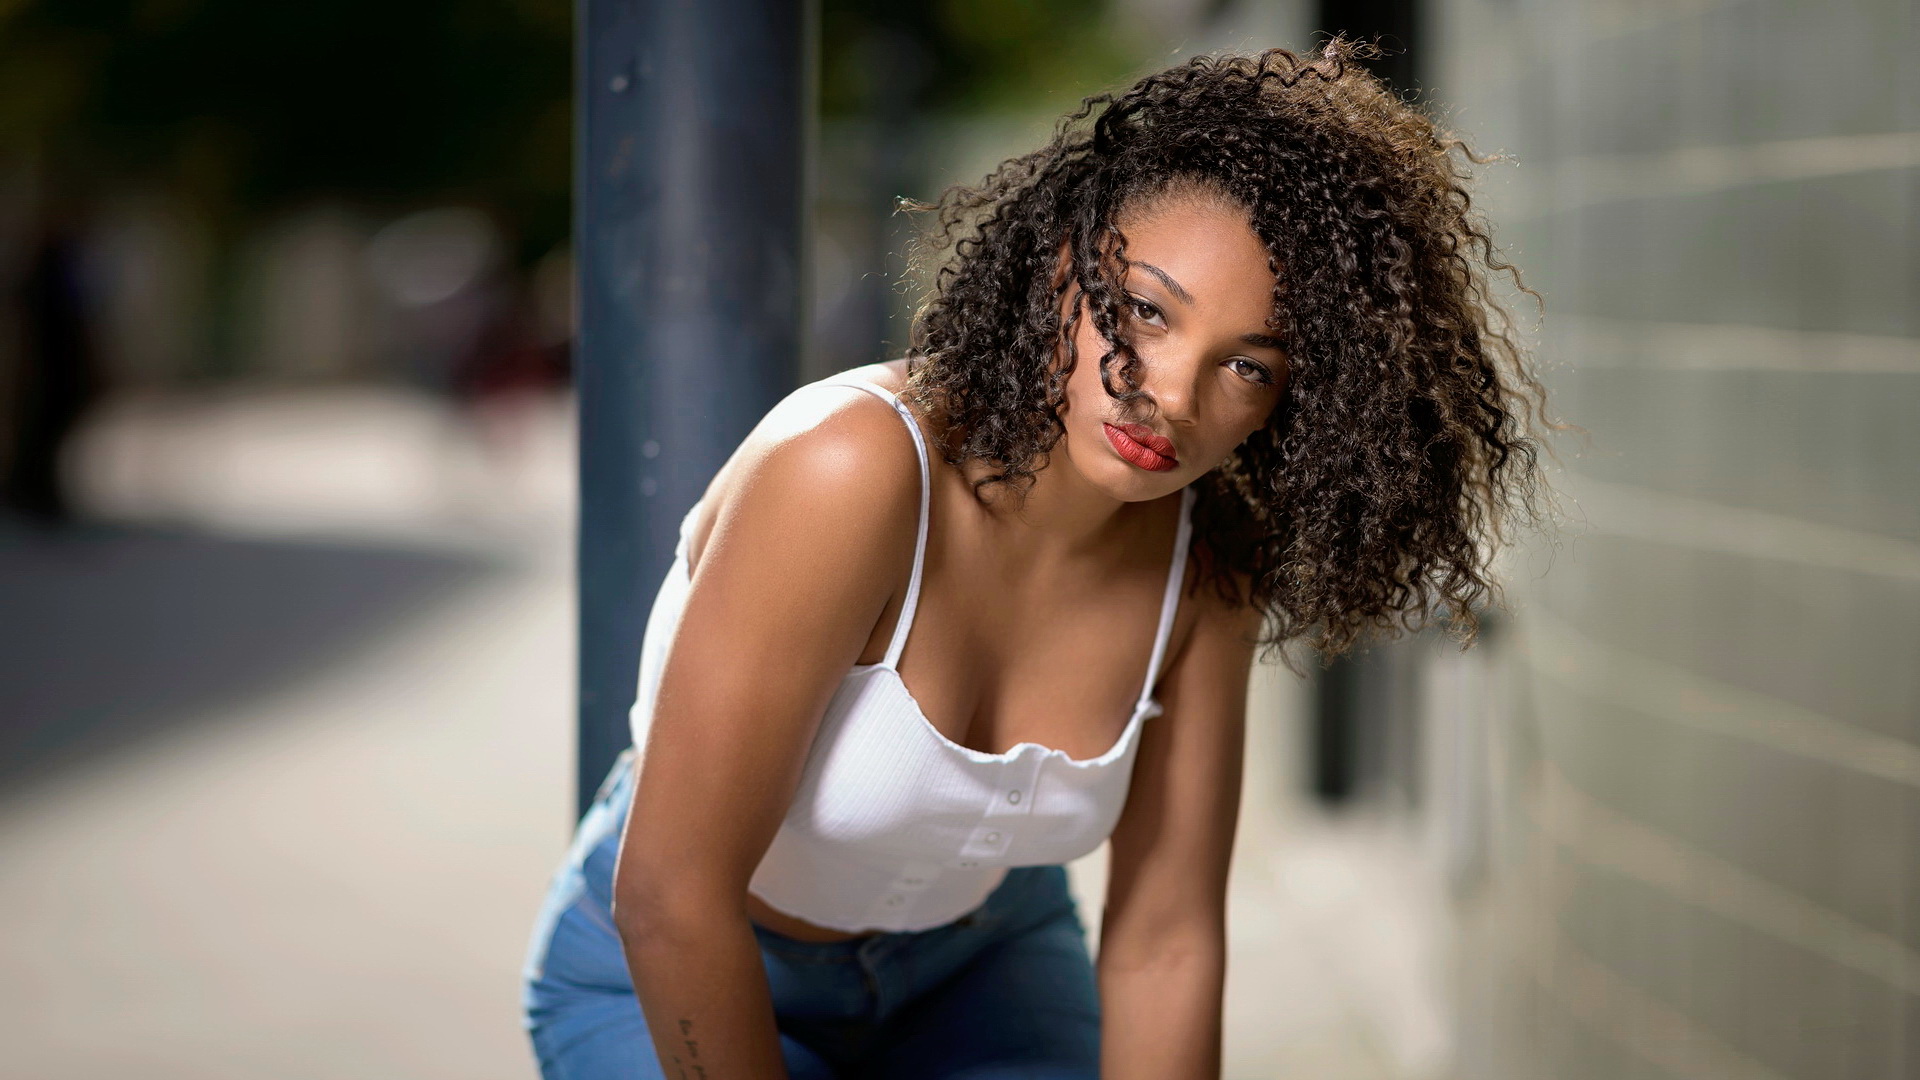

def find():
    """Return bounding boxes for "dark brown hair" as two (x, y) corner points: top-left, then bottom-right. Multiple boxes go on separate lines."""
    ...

(897, 38), (1559, 663)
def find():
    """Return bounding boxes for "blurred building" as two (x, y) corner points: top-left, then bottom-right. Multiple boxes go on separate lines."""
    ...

(1415, 2), (1920, 1077)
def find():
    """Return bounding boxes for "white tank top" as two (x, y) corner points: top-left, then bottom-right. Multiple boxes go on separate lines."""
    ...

(627, 373), (1197, 933)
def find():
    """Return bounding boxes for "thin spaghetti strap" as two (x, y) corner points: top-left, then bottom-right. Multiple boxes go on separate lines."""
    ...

(1135, 485), (1196, 708)
(808, 377), (932, 670)
(673, 504), (696, 560)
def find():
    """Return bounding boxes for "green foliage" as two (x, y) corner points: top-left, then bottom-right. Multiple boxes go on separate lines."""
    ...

(0, 0), (1142, 261)
(0, 0), (570, 261)
(819, 0), (1143, 118)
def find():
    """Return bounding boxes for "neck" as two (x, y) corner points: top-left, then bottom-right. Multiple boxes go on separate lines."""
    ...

(965, 449), (1142, 562)
(924, 386), (1159, 562)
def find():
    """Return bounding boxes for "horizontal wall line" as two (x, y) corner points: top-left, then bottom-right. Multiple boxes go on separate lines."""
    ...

(1524, 887), (1795, 1080)
(1527, 755), (1920, 997)
(1504, 130), (1920, 217)
(1522, 605), (1920, 790)
(1556, 316), (1920, 375)
(1558, 474), (1920, 584)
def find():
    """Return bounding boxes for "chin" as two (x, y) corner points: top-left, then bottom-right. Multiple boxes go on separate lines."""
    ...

(1067, 427), (1184, 501)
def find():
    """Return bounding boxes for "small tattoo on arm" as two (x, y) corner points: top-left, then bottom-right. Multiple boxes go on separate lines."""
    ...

(672, 1018), (708, 1078)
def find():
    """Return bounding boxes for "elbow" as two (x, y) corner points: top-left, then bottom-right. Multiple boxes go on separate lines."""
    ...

(1097, 920), (1227, 976)
(608, 885), (662, 942)
(610, 876), (686, 943)
(610, 871), (745, 946)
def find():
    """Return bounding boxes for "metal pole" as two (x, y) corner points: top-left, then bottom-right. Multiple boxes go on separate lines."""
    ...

(576, 0), (814, 818)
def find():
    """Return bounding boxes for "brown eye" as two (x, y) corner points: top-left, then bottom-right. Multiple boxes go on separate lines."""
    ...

(1228, 357), (1276, 386)
(1127, 296), (1162, 324)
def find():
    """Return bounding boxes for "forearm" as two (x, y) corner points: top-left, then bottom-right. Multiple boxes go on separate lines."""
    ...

(617, 903), (789, 1080)
(1096, 935), (1226, 1080)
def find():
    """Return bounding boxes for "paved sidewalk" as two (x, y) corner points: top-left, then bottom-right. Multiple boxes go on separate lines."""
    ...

(0, 386), (1451, 1079)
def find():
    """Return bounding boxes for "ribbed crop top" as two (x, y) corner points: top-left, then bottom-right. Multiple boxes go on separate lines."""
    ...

(627, 373), (1197, 933)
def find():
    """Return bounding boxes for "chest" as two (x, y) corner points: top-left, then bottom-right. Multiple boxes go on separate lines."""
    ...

(879, 529), (1179, 762)
(785, 664), (1150, 870)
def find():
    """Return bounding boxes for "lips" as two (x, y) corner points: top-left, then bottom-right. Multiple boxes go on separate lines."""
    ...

(1102, 422), (1179, 472)
(1114, 423), (1175, 457)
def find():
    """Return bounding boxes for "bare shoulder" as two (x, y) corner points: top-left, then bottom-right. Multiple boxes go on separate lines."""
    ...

(741, 374), (920, 485)
(834, 357), (912, 394)
(1164, 532), (1263, 676)
(686, 371), (924, 573)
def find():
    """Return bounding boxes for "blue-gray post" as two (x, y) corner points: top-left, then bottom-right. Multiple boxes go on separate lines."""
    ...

(576, 0), (814, 818)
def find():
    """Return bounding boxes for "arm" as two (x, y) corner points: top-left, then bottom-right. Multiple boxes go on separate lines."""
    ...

(1097, 574), (1261, 1080)
(607, 389), (922, 1080)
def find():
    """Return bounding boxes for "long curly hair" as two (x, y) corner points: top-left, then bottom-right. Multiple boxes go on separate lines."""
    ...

(895, 38), (1560, 663)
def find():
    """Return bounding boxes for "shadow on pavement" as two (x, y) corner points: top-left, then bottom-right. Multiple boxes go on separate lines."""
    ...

(0, 519), (498, 799)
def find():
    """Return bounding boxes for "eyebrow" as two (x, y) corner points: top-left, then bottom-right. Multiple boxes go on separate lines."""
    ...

(1133, 260), (1287, 353)
(1134, 261), (1195, 307)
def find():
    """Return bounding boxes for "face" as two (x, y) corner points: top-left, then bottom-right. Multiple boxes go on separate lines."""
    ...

(1049, 194), (1289, 501)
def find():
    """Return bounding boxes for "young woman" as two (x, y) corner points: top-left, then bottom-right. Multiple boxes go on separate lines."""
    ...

(522, 40), (1551, 1080)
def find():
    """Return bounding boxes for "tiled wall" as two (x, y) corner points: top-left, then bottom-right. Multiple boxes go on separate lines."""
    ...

(1426, 2), (1919, 1077)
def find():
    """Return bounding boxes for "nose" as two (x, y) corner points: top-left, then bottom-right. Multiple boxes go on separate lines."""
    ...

(1139, 348), (1204, 426)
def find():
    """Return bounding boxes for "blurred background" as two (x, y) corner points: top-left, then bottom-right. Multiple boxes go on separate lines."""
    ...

(0, 1), (1912, 1078)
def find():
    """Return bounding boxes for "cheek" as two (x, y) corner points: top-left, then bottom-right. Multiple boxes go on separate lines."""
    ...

(1068, 307), (1110, 371)
(1236, 409), (1279, 452)
(1060, 334), (1104, 417)
(1213, 407), (1272, 457)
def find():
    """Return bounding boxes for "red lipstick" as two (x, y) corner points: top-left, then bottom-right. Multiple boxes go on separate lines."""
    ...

(1103, 422), (1178, 472)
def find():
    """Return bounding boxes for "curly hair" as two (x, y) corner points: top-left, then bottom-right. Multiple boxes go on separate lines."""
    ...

(894, 37), (1559, 664)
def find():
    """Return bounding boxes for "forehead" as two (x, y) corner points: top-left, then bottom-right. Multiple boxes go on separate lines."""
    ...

(1113, 196), (1277, 311)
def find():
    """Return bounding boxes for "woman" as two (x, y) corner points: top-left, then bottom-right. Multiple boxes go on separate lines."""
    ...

(522, 40), (1552, 1080)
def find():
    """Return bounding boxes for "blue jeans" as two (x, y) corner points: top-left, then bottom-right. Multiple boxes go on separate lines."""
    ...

(520, 747), (1104, 1079)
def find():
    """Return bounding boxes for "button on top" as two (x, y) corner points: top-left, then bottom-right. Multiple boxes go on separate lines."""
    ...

(985, 831), (1001, 843)
(1006, 789), (1022, 804)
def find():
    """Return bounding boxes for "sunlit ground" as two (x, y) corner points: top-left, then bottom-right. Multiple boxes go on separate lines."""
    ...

(0, 384), (1449, 1079)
